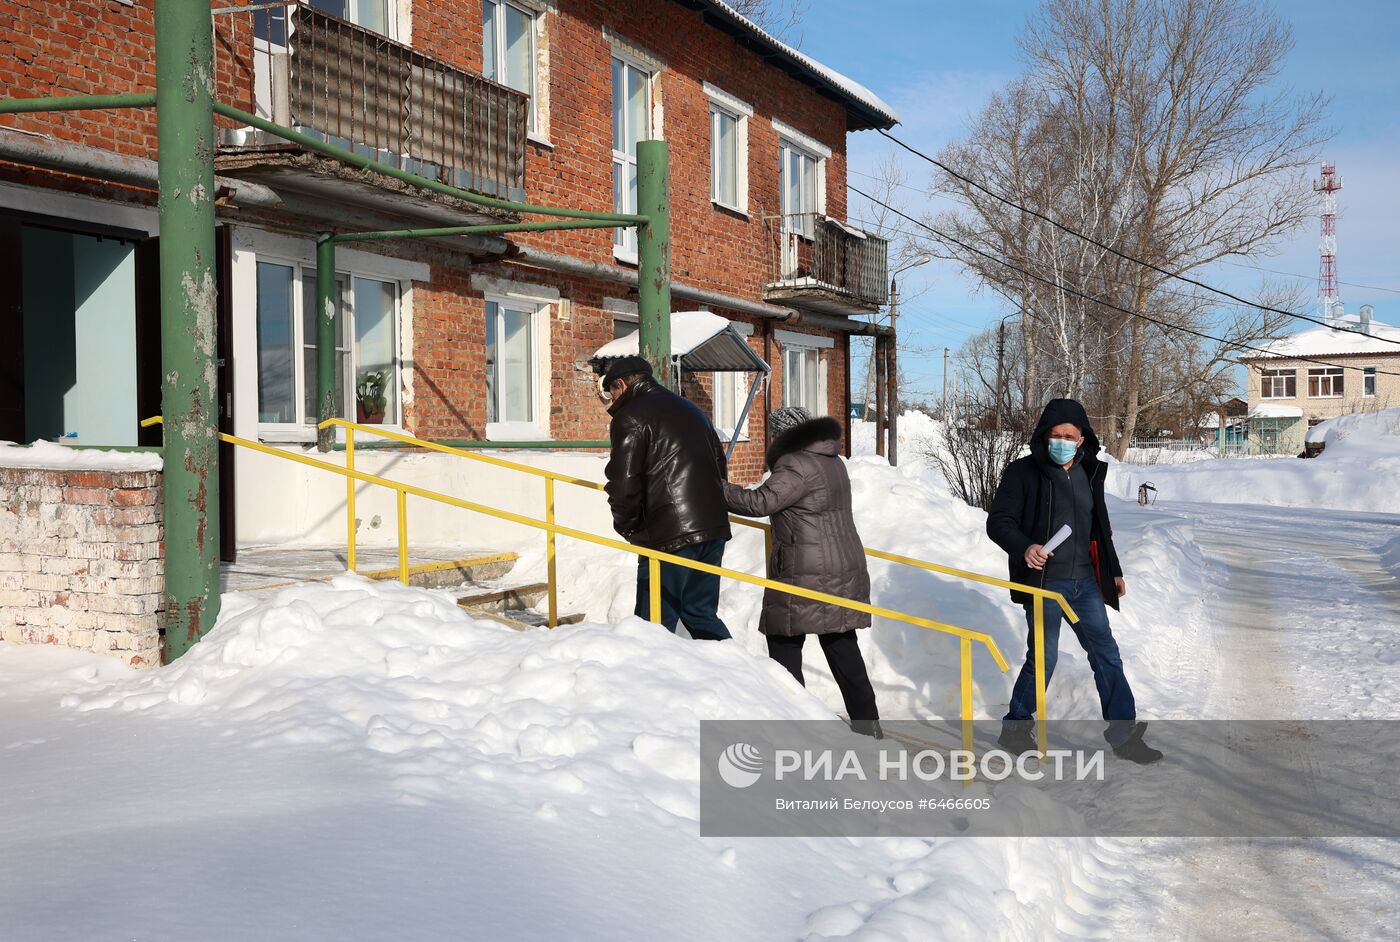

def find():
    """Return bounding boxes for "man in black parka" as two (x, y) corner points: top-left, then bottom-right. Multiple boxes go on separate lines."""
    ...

(602, 356), (732, 640)
(987, 398), (1161, 763)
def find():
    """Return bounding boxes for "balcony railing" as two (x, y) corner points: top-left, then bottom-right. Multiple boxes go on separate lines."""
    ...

(227, 1), (527, 202)
(765, 213), (889, 312)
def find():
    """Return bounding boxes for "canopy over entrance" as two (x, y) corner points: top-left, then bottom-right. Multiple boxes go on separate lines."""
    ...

(590, 311), (769, 374)
(591, 311), (769, 461)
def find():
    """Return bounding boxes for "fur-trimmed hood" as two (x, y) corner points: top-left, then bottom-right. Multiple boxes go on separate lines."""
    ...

(767, 415), (843, 470)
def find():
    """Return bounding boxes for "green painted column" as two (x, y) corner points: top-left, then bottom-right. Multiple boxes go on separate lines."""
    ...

(155, 0), (220, 660)
(316, 234), (336, 452)
(636, 140), (672, 388)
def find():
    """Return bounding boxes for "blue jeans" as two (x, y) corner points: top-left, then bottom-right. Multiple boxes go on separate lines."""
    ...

(634, 539), (731, 641)
(1004, 577), (1136, 744)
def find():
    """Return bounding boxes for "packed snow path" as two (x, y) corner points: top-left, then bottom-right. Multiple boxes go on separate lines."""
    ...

(1116, 502), (1400, 941)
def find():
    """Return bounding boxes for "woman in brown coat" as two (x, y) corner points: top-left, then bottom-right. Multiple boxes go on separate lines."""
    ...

(725, 407), (881, 737)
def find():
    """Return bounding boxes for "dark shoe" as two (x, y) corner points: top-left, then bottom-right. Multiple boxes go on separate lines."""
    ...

(997, 723), (1037, 755)
(1112, 722), (1163, 764)
(850, 719), (884, 740)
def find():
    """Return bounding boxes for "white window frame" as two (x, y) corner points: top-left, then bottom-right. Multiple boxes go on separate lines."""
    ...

(712, 372), (754, 443)
(483, 294), (548, 440)
(704, 83), (751, 216)
(611, 51), (655, 263)
(774, 119), (829, 241)
(482, 0), (540, 135)
(1259, 367), (1296, 400)
(1307, 367), (1344, 399)
(310, 0), (399, 38)
(1363, 366), (1377, 398)
(776, 329), (832, 417)
(254, 254), (405, 443)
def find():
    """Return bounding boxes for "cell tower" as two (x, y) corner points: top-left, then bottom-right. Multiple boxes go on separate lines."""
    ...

(1313, 162), (1343, 321)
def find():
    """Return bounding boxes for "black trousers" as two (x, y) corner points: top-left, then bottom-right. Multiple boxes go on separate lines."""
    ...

(767, 630), (879, 722)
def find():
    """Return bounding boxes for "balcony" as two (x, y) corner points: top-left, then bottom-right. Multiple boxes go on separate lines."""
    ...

(217, 2), (527, 234)
(764, 214), (889, 315)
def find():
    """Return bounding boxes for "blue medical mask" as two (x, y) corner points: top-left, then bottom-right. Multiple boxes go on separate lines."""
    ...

(1047, 438), (1079, 465)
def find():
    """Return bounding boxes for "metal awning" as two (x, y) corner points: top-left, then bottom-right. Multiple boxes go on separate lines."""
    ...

(590, 311), (769, 374)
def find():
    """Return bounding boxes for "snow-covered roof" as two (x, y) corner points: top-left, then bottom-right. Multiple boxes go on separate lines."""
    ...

(592, 311), (770, 373)
(1248, 403), (1303, 419)
(684, 1), (900, 131)
(1240, 317), (1400, 360)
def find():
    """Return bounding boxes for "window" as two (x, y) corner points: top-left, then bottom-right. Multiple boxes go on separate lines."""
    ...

(1260, 368), (1296, 399)
(255, 260), (401, 431)
(777, 330), (832, 417)
(1307, 367), (1344, 398)
(483, 0), (537, 133)
(612, 56), (651, 260)
(713, 373), (752, 442)
(704, 84), (750, 214)
(485, 298), (540, 434)
(779, 141), (820, 239)
(1363, 366), (1377, 398)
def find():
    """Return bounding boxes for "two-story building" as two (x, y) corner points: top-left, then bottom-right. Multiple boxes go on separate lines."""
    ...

(1239, 305), (1400, 455)
(0, 0), (897, 557)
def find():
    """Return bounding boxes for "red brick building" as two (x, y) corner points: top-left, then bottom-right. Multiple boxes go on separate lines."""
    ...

(0, 0), (896, 551)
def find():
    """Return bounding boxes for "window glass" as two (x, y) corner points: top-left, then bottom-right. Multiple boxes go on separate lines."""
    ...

(354, 276), (398, 421)
(486, 300), (536, 425)
(612, 57), (649, 256)
(256, 262), (296, 424)
(300, 274), (350, 424)
(1363, 367), (1377, 397)
(713, 109), (737, 206)
(482, 1), (497, 79)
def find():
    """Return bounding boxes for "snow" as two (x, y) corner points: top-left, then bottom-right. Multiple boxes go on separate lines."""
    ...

(0, 439), (162, 472)
(1239, 315), (1400, 358)
(1305, 405), (1400, 444)
(594, 310), (732, 359)
(3, 407), (1396, 938)
(1247, 402), (1303, 418)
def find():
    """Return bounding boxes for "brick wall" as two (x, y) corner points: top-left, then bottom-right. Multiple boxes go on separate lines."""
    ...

(0, 464), (162, 667)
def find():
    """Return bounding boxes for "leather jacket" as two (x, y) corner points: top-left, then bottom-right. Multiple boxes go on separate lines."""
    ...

(604, 377), (732, 552)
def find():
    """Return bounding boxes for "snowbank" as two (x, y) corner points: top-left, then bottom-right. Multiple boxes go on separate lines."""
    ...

(0, 575), (1131, 940)
(1305, 407), (1400, 445)
(0, 439), (162, 471)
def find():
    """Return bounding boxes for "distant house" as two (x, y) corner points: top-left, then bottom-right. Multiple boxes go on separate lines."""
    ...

(1238, 305), (1400, 454)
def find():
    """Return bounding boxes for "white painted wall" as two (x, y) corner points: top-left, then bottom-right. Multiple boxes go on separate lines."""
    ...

(233, 446), (616, 555)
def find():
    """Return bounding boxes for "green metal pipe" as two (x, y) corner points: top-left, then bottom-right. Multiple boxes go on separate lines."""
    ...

(0, 92), (157, 115)
(156, 0), (220, 661)
(636, 140), (673, 388)
(332, 218), (631, 244)
(315, 234), (336, 452)
(211, 100), (647, 225)
(330, 440), (609, 451)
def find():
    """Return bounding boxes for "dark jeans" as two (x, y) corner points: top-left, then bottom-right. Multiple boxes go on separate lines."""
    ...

(634, 539), (731, 641)
(1004, 577), (1136, 745)
(767, 630), (880, 722)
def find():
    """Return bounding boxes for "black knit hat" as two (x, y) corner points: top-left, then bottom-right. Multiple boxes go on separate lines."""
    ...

(601, 355), (653, 387)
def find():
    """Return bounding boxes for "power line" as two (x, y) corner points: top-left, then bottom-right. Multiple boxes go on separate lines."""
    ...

(1217, 258), (1400, 296)
(849, 183), (1400, 379)
(875, 129), (1400, 349)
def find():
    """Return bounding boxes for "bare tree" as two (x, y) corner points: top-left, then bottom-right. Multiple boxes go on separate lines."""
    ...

(728, 0), (807, 43)
(930, 0), (1328, 457)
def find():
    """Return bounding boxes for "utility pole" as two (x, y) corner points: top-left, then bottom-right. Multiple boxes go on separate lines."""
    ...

(994, 318), (1007, 432)
(886, 278), (899, 466)
(637, 140), (673, 388)
(873, 334), (887, 458)
(941, 347), (949, 418)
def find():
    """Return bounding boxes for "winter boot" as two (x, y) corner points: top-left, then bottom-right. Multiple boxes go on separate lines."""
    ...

(850, 719), (884, 740)
(1112, 722), (1163, 764)
(997, 722), (1037, 755)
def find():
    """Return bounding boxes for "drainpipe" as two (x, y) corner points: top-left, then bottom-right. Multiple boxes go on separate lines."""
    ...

(0, 127), (281, 208)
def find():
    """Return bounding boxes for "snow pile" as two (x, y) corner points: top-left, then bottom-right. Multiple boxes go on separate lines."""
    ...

(0, 439), (162, 471)
(1105, 426), (1400, 514)
(0, 576), (1131, 941)
(1305, 407), (1400, 445)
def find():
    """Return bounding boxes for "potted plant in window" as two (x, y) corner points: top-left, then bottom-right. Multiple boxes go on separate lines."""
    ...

(355, 369), (388, 424)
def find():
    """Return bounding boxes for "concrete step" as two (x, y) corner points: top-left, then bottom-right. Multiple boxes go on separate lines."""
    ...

(456, 581), (549, 613)
(470, 608), (587, 632)
(360, 552), (519, 589)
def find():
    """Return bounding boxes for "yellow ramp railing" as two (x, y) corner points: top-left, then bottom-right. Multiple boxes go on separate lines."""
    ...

(315, 418), (1072, 750)
(145, 415), (1016, 749)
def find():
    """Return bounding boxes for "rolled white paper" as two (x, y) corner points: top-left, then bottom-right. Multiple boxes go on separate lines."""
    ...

(1042, 524), (1072, 555)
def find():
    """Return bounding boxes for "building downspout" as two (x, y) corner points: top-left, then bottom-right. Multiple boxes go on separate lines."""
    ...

(843, 333), (852, 458)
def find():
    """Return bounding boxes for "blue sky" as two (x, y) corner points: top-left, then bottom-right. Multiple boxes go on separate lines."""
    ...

(794, 0), (1400, 398)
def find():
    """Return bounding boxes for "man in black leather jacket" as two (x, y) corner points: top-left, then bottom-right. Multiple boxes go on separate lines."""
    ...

(602, 356), (732, 640)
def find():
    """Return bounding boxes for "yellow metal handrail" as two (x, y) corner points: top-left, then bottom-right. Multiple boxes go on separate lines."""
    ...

(145, 416), (1010, 748)
(316, 416), (1069, 752)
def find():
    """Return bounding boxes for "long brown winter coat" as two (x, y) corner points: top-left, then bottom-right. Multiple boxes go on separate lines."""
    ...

(724, 417), (871, 636)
